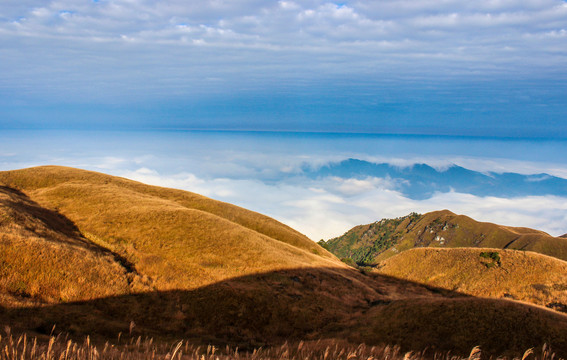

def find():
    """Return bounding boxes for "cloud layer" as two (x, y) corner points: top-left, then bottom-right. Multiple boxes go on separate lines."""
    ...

(4, 0), (566, 66)
(1, 130), (566, 239)
(120, 167), (567, 240)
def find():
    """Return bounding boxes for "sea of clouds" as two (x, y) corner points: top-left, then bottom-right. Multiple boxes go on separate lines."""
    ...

(1, 130), (566, 240)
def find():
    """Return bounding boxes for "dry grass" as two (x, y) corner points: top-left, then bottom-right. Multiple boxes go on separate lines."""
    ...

(2, 267), (567, 358)
(0, 166), (342, 294)
(359, 296), (567, 358)
(0, 166), (333, 259)
(375, 248), (567, 312)
(0, 186), (141, 306)
(0, 329), (562, 360)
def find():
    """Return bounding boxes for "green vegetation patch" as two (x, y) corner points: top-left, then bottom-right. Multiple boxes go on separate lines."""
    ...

(479, 251), (501, 268)
(340, 257), (358, 268)
(320, 213), (422, 266)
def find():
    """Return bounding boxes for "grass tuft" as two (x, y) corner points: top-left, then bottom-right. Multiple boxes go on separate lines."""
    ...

(0, 330), (563, 360)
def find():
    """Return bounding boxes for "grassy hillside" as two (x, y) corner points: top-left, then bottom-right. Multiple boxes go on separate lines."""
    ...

(0, 186), (137, 306)
(0, 166), (340, 293)
(359, 296), (567, 356)
(318, 212), (421, 264)
(1, 166), (567, 357)
(320, 210), (567, 264)
(377, 247), (567, 313)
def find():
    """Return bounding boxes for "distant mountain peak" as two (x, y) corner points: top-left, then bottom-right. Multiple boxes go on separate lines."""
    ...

(308, 159), (567, 200)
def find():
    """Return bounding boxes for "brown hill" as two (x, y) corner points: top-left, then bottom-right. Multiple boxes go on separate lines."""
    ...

(1, 166), (567, 357)
(320, 210), (567, 264)
(377, 247), (567, 313)
(0, 166), (341, 295)
(0, 184), (136, 305)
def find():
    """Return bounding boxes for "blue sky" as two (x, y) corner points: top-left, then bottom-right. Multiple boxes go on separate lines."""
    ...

(1, 0), (567, 136)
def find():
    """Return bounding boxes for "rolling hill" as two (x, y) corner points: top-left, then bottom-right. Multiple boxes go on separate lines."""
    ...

(1, 166), (567, 357)
(319, 210), (567, 264)
(376, 247), (567, 313)
(0, 165), (340, 294)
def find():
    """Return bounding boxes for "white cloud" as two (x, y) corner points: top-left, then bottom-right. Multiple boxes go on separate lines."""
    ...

(114, 166), (567, 240)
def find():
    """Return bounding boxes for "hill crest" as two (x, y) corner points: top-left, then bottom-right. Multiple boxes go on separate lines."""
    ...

(319, 210), (567, 264)
(0, 165), (327, 257)
(0, 166), (342, 295)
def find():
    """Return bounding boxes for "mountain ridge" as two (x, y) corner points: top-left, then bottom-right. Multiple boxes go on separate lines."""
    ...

(307, 158), (567, 200)
(319, 209), (567, 264)
(0, 165), (323, 258)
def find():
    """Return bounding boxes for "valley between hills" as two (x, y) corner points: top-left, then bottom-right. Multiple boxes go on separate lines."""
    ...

(1, 166), (567, 359)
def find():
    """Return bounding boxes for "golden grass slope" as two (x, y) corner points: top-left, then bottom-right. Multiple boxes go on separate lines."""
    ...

(377, 247), (567, 312)
(0, 166), (341, 292)
(0, 166), (325, 255)
(0, 185), (146, 306)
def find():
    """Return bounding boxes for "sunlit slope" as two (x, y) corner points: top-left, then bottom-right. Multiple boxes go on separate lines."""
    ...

(321, 210), (567, 264)
(0, 166), (340, 291)
(0, 185), (138, 306)
(377, 247), (567, 312)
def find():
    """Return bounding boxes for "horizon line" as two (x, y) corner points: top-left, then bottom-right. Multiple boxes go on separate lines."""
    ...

(2, 126), (567, 141)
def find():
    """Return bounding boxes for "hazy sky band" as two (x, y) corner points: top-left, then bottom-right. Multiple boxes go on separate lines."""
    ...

(1, 0), (567, 136)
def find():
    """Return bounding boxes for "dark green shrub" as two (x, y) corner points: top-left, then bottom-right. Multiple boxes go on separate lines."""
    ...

(340, 257), (358, 268)
(480, 251), (501, 267)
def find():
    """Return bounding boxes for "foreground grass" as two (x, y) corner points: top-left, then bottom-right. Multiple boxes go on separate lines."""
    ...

(0, 330), (561, 360)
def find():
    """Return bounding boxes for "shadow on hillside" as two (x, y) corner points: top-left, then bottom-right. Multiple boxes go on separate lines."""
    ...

(1, 267), (566, 357)
(0, 185), (139, 274)
(0, 185), (84, 240)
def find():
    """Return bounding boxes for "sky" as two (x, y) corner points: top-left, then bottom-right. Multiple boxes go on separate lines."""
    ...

(1, 2), (567, 239)
(1, 0), (567, 136)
